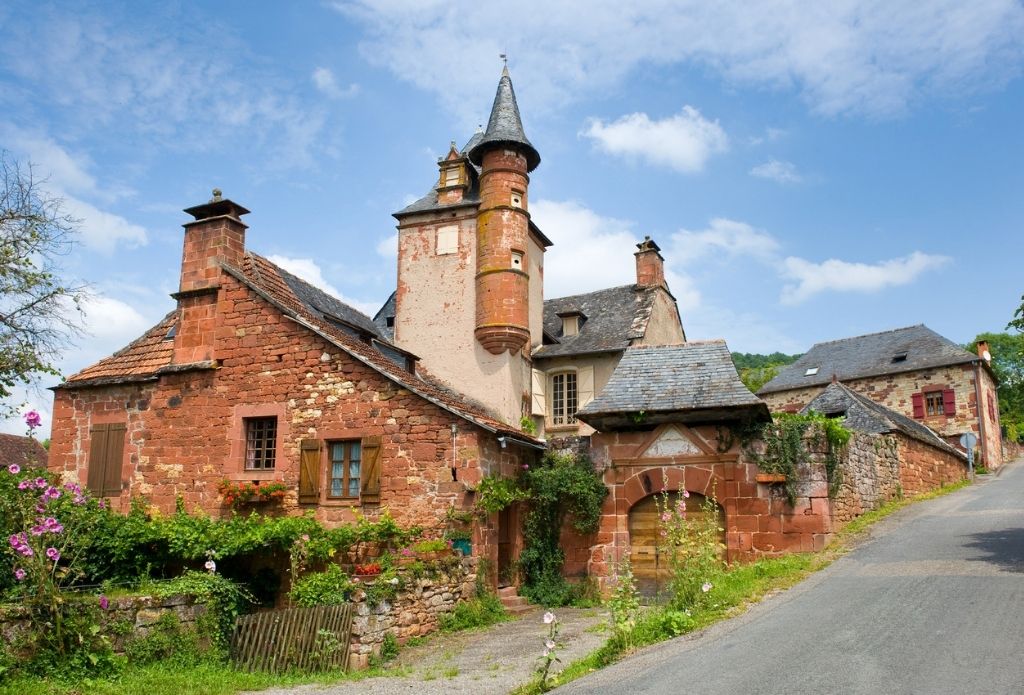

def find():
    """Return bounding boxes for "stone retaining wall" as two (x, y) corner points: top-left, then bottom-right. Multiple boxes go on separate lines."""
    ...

(832, 433), (901, 524)
(347, 555), (477, 669)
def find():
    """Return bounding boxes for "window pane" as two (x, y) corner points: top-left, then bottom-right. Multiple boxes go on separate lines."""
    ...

(552, 374), (565, 425)
(245, 417), (277, 470)
(566, 372), (578, 424)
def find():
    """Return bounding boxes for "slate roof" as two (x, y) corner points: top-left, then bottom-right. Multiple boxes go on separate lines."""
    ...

(802, 382), (965, 459)
(59, 254), (541, 446)
(534, 285), (662, 359)
(395, 134), (482, 217)
(0, 434), (48, 469)
(277, 266), (381, 338)
(467, 67), (540, 172)
(758, 325), (982, 395)
(577, 342), (770, 430)
(373, 290), (397, 341)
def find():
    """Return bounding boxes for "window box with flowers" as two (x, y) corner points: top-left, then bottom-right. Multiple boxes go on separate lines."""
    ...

(353, 562), (382, 581)
(218, 479), (288, 509)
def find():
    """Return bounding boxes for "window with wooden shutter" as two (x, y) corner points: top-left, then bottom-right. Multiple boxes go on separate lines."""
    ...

(327, 441), (361, 499)
(298, 439), (321, 504)
(86, 423), (126, 497)
(531, 369), (546, 416)
(941, 389), (955, 416)
(360, 436), (382, 504)
(577, 365), (595, 412)
(911, 392), (925, 419)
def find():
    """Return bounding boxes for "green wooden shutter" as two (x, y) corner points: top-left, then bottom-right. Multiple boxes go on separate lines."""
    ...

(298, 439), (321, 504)
(360, 436), (382, 504)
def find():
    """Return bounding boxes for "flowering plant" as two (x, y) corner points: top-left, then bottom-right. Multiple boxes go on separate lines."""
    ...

(656, 489), (725, 611)
(217, 479), (289, 508)
(537, 611), (561, 691)
(353, 562), (382, 576)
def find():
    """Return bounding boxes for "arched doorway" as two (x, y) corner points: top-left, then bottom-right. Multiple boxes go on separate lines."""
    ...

(627, 491), (724, 598)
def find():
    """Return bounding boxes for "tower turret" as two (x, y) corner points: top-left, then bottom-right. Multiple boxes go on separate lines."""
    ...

(468, 67), (539, 354)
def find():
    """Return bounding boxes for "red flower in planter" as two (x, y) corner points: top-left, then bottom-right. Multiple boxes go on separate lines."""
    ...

(354, 563), (382, 576)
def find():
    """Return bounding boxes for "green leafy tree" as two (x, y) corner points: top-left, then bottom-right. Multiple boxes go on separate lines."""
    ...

(0, 152), (87, 412)
(731, 352), (802, 393)
(1009, 294), (1024, 333)
(968, 332), (1024, 443)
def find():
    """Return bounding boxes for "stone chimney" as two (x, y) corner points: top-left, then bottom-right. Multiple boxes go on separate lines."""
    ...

(171, 189), (250, 365)
(635, 236), (665, 288)
(977, 340), (992, 364)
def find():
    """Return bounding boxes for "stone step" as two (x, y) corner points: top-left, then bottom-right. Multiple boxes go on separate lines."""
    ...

(497, 586), (519, 598)
(506, 604), (535, 616)
(500, 596), (529, 609)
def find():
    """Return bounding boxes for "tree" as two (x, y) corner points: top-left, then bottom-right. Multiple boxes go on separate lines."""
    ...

(0, 152), (86, 412)
(731, 352), (802, 393)
(1010, 294), (1024, 333)
(968, 332), (1024, 443)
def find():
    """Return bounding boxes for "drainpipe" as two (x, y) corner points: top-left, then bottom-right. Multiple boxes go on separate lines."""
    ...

(973, 361), (988, 468)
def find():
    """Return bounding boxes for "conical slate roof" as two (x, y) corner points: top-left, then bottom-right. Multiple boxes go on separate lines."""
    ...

(468, 67), (540, 172)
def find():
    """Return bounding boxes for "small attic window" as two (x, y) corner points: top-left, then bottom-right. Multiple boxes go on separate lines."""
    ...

(385, 316), (395, 328)
(825, 410), (847, 419)
(804, 367), (819, 376)
(892, 352), (908, 363)
(441, 164), (461, 187)
(557, 310), (585, 338)
(164, 324), (177, 340)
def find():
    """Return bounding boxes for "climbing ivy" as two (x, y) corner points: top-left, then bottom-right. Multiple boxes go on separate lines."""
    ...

(744, 412), (851, 505)
(518, 452), (607, 607)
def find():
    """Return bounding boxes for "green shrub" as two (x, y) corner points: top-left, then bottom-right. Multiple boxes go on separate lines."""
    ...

(439, 594), (509, 632)
(289, 565), (353, 607)
(125, 613), (204, 667)
(379, 632), (399, 661)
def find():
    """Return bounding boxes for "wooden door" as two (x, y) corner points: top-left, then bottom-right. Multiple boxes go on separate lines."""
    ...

(628, 492), (723, 598)
(498, 506), (514, 587)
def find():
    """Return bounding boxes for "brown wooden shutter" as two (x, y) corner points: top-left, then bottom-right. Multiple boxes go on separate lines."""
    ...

(298, 439), (321, 504)
(86, 424), (109, 495)
(360, 436), (382, 503)
(911, 393), (925, 419)
(102, 423), (126, 497)
(942, 389), (955, 416)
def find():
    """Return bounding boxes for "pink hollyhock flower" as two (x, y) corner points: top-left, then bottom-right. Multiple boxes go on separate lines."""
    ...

(14, 568), (26, 581)
(660, 512), (671, 522)
(543, 611), (556, 625)
(7, 464), (20, 474)
(46, 547), (60, 562)
(18, 481), (29, 490)
(682, 490), (690, 498)
(545, 639), (556, 650)
(24, 411), (42, 429)
(99, 595), (109, 610)
(35, 477), (46, 488)
(204, 559), (217, 573)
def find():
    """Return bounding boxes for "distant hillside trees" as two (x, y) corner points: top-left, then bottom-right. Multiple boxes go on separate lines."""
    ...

(731, 352), (802, 394)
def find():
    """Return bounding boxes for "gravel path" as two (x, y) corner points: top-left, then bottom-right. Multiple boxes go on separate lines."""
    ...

(249, 606), (609, 695)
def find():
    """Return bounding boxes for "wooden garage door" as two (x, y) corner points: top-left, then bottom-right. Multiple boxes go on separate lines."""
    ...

(628, 492), (723, 598)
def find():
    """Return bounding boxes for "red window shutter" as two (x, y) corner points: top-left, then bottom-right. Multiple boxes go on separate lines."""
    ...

(911, 393), (925, 419)
(942, 389), (955, 416)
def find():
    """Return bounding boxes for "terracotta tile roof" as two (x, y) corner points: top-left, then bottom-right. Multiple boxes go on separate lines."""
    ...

(0, 434), (48, 468)
(61, 253), (541, 446)
(62, 311), (176, 386)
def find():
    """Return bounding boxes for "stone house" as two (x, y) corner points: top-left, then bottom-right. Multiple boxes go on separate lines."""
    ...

(758, 325), (1002, 470)
(0, 434), (47, 469)
(801, 382), (968, 524)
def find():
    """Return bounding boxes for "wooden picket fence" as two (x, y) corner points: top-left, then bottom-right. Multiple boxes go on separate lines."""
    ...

(230, 604), (354, 673)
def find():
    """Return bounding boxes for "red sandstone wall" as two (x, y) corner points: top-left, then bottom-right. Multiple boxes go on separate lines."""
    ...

(897, 436), (968, 495)
(49, 272), (517, 536)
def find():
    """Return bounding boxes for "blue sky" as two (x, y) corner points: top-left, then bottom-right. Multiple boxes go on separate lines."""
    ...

(2, 1), (1023, 433)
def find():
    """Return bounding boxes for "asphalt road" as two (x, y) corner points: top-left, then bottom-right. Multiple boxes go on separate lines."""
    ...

(559, 462), (1024, 695)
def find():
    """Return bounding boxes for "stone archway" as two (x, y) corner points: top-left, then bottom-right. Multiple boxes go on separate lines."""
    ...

(627, 490), (723, 598)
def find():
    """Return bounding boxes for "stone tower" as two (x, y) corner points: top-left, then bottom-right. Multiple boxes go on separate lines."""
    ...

(390, 68), (547, 425)
(467, 66), (541, 355)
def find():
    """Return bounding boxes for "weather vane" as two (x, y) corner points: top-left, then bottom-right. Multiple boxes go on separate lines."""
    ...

(500, 52), (508, 67)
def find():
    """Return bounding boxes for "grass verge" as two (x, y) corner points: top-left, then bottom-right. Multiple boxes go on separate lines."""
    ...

(512, 479), (972, 695)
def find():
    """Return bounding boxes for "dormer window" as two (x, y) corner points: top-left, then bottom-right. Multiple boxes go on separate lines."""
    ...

(892, 352), (908, 363)
(804, 367), (819, 376)
(557, 310), (585, 337)
(442, 164), (461, 187)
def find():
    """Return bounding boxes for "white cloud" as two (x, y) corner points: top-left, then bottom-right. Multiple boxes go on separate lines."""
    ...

(266, 254), (379, 316)
(670, 218), (779, 265)
(376, 233), (397, 259)
(2, 126), (148, 253)
(780, 251), (951, 304)
(581, 107), (727, 173)
(338, 1), (1024, 121)
(749, 159), (803, 184)
(312, 67), (360, 99)
(532, 199), (701, 308)
(0, 8), (327, 169)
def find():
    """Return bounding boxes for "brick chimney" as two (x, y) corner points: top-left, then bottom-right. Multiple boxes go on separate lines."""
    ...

(171, 189), (249, 365)
(977, 340), (992, 364)
(635, 236), (665, 288)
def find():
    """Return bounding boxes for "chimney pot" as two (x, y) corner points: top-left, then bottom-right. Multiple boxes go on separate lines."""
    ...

(635, 236), (665, 288)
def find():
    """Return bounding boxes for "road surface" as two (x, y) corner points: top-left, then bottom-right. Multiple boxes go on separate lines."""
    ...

(559, 462), (1024, 695)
